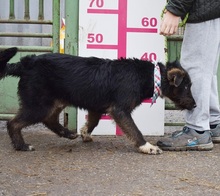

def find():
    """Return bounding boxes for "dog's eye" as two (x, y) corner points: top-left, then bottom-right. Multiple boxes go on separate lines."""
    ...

(185, 86), (188, 90)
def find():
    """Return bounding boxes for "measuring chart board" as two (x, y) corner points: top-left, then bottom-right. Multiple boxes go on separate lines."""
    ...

(78, 0), (166, 135)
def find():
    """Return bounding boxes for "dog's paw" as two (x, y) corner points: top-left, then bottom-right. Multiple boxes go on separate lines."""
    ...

(65, 132), (78, 140)
(80, 125), (93, 142)
(139, 142), (162, 155)
(81, 134), (93, 142)
(60, 130), (78, 140)
(14, 143), (35, 151)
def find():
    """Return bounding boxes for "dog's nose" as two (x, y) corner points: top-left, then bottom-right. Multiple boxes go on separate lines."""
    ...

(193, 104), (197, 108)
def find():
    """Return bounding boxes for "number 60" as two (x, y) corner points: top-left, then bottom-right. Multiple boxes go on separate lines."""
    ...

(142, 17), (157, 27)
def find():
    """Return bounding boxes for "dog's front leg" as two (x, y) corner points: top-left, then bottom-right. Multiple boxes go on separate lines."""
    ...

(81, 111), (102, 142)
(138, 142), (162, 155)
(110, 107), (162, 155)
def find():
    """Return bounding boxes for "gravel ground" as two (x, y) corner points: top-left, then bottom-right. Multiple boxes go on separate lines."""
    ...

(0, 111), (220, 196)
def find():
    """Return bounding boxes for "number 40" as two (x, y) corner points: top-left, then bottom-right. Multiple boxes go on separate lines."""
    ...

(141, 52), (157, 62)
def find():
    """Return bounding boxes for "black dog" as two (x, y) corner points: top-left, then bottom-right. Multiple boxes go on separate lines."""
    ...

(0, 47), (195, 154)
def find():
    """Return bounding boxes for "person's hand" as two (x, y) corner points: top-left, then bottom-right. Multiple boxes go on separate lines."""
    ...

(160, 10), (180, 36)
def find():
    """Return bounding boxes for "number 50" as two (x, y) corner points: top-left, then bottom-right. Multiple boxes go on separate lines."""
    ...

(87, 33), (103, 43)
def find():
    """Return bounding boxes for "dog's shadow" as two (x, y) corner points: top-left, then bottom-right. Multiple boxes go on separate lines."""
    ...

(22, 130), (136, 154)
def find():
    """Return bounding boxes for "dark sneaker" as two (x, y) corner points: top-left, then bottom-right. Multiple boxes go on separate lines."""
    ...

(210, 124), (220, 143)
(157, 127), (213, 151)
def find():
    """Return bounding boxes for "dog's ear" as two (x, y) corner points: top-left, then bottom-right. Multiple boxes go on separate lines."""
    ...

(167, 68), (185, 87)
(0, 47), (18, 63)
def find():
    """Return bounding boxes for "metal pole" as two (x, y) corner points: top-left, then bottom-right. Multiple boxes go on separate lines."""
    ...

(9, 0), (15, 19)
(24, 0), (30, 20)
(64, 0), (79, 130)
(52, 0), (60, 53)
(38, 0), (44, 20)
(65, 0), (79, 55)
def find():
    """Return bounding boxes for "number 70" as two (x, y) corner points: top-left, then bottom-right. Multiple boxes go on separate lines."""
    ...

(89, 0), (104, 7)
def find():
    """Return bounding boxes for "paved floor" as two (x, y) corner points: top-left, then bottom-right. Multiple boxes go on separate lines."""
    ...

(0, 120), (220, 196)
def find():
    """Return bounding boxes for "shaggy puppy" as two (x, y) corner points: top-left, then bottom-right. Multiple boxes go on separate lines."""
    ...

(0, 47), (196, 154)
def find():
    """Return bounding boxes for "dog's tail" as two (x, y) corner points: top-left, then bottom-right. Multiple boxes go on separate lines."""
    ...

(0, 47), (22, 79)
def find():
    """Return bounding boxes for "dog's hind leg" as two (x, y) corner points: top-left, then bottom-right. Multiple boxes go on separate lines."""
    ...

(80, 110), (102, 142)
(109, 107), (162, 155)
(43, 104), (78, 140)
(7, 104), (58, 151)
(7, 113), (36, 151)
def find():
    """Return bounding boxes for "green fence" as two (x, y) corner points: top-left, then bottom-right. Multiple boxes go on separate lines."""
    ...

(0, 0), (61, 120)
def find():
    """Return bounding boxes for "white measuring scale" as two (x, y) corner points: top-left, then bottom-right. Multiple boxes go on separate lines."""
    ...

(78, 0), (166, 135)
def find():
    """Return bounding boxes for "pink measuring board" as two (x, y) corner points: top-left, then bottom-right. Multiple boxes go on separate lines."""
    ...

(87, 0), (158, 59)
(78, 0), (166, 136)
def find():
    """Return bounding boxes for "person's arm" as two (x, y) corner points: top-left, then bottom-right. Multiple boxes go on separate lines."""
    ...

(166, 0), (195, 18)
(160, 0), (195, 36)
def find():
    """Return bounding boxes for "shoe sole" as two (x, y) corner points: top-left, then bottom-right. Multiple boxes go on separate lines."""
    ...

(212, 137), (220, 143)
(160, 142), (214, 151)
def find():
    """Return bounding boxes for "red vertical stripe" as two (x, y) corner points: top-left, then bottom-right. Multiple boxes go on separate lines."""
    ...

(117, 0), (127, 58)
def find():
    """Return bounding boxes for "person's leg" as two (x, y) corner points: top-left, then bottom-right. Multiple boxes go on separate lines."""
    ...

(209, 19), (220, 142)
(182, 18), (220, 131)
(209, 25), (220, 126)
(157, 18), (220, 150)
(209, 76), (220, 125)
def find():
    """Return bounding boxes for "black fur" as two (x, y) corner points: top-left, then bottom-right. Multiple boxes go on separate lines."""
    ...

(0, 47), (196, 154)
